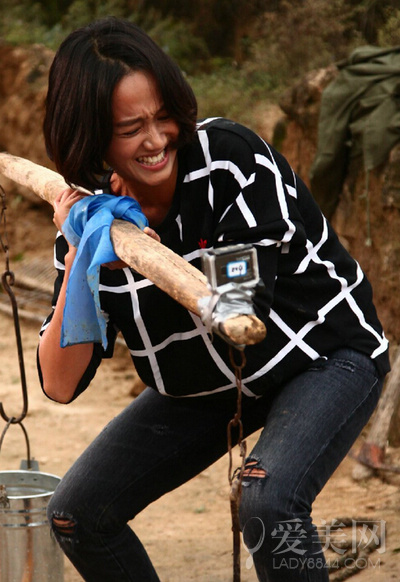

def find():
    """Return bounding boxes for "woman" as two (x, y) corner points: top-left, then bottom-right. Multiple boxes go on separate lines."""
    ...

(38, 17), (390, 582)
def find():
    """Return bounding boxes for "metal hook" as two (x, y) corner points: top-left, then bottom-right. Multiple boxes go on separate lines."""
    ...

(0, 270), (28, 424)
(0, 183), (32, 467)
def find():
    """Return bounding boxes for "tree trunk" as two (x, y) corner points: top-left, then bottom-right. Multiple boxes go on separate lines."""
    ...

(355, 346), (400, 473)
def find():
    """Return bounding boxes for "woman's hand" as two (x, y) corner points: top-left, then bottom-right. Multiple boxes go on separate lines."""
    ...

(53, 188), (88, 233)
(103, 226), (161, 270)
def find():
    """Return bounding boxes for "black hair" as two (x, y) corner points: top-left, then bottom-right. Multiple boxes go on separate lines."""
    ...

(43, 17), (198, 190)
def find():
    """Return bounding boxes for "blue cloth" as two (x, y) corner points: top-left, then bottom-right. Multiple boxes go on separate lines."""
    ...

(61, 194), (148, 349)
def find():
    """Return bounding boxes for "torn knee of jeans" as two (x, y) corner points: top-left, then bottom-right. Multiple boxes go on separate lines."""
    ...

(242, 458), (268, 484)
(51, 513), (78, 540)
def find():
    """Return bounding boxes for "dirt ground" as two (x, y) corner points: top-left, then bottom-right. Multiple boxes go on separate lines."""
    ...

(0, 200), (399, 581)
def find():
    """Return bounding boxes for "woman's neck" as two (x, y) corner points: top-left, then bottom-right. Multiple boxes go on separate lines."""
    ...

(110, 165), (178, 227)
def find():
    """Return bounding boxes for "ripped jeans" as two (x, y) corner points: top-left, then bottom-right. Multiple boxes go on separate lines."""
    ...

(47, 348), (384, 581)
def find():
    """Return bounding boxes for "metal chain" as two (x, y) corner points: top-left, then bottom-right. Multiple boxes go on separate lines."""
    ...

(0, 184), (10, 271)
(227, 345), (247, 582)
(0, 184), (32, 466)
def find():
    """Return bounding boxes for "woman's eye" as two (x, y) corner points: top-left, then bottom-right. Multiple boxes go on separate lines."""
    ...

(121, 127), (140, 137)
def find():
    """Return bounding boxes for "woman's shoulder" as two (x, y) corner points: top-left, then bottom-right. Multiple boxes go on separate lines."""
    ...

(196, 117), (261, 143)
(193, 117), (292, 176)
(194, 117), (271, 158)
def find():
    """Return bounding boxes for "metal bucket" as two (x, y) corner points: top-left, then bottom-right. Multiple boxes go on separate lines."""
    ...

(0, 470), (64, 582)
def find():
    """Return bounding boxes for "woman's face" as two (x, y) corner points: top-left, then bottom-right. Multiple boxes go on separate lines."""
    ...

(105, 71), (180, 195)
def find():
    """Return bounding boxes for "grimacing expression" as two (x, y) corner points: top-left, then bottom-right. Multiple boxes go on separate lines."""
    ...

(105, 71), (180, 192)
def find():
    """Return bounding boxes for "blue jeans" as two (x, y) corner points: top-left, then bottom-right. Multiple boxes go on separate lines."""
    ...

(47, 348), (383, 581)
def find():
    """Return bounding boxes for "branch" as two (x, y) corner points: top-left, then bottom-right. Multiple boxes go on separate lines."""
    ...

(0, 152), (266, 346)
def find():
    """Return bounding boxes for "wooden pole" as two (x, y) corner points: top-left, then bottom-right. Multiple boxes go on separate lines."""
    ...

(0, 152), (266, 346)
(0, 153), (70, 205)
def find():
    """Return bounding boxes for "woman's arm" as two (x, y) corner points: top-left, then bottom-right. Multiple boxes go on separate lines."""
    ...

(38, 246), (95, 403)
(38, 186), (160, 402)
(38, 188), (95, 403)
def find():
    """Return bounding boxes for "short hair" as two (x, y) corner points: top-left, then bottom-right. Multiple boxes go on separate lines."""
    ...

(44, 17), (198, 190)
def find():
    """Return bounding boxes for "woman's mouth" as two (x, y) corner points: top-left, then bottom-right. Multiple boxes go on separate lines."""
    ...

(137, 149), (167, 167)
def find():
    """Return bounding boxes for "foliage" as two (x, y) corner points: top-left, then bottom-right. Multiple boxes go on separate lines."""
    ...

(378, 8), (400, 47)
(135, 12), (210, 75)
(0, 0), (399, 120)
(191, 65), (276, 128)
(247, 0), (365, 87)
(0, 1), (48, 46)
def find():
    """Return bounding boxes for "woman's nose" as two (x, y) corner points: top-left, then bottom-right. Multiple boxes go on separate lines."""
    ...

(143, 124), (165, 149)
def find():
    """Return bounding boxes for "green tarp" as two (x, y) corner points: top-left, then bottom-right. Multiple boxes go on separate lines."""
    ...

(310, 45), (400, 219)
